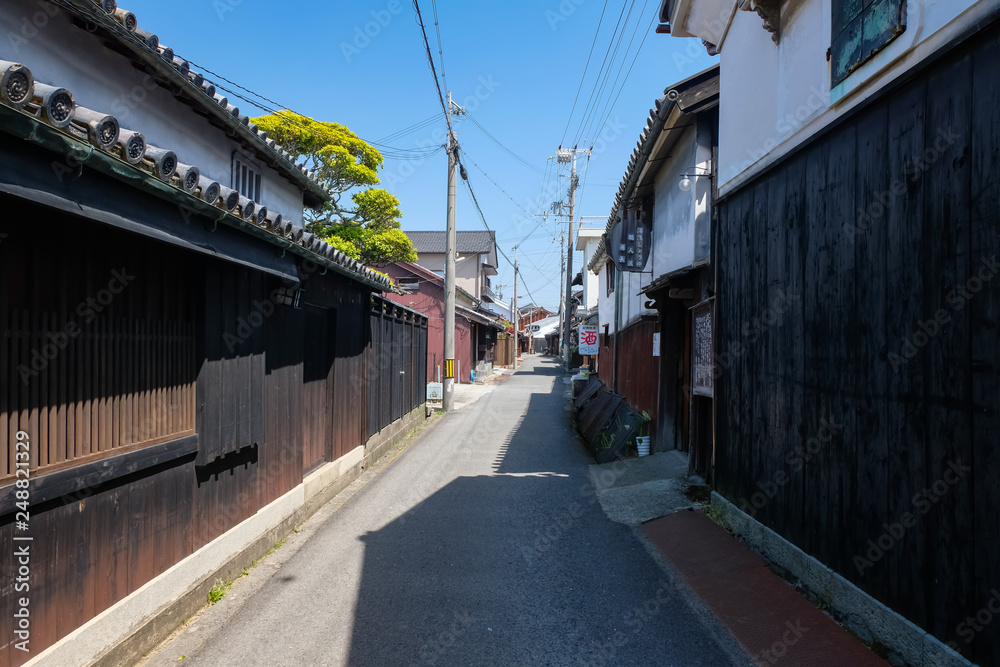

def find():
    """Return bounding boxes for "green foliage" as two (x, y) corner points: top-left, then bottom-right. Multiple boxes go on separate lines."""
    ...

(265, 538), (287, 557)
(250, 111), (415, 266)
(364, 228), (417, 264)
(325, 234), (361, 260)
(207, 578), (232, 605)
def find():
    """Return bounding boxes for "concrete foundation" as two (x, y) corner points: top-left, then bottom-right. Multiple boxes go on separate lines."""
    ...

(26, 405), (426, 667)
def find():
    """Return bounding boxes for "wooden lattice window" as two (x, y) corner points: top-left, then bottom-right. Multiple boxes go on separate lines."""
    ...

(831, 0), (906, 86)
(1, 313), (196, 482)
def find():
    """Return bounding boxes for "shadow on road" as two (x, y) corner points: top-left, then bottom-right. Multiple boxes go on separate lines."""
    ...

(344, 359), (735, 667)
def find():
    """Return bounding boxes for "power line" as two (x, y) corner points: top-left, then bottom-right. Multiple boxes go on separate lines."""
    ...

(460, 149), (535, 217)
(573, 153), (593, 221)
(459, 168), (512, 266)
(369, 144), (446, 160)
(377, 114), (441, 143)
(568, 0), (633, 147)
(465, 112), (545, 174)
(412, 0), (452, 131)
(456, 163), (551, 308)
(560, 0), (610, 146)
(430, 0), (449, 95)
(516, 265), (543, 309)
(585, 4), (656, 145)
(574, 0), (639, 147)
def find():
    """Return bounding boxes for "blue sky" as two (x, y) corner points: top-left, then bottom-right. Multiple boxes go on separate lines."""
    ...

(123, 0), (715, 311)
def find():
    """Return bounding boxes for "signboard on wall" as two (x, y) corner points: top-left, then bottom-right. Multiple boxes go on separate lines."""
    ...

(578, 325), (600, 355)
(692, 303), (713, 397)
(608, 205), (652, 273)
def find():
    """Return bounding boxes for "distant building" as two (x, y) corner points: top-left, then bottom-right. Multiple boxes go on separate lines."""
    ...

(406, 230), (499, 304)
(589, 65), (719, 465)
(384, 261), (505, 381)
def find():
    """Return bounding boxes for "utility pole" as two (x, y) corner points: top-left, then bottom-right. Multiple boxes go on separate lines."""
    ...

(443, 91), (458, 412)
(558, 229), (565, 358)
(556, 147), (590, 371)
(513, 245), (519, 371)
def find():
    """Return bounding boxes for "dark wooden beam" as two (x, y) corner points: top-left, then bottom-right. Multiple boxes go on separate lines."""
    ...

(0, 435), (198, 516)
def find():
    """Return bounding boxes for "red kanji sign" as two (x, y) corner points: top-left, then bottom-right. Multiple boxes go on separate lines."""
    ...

(579, 325), (599, 355)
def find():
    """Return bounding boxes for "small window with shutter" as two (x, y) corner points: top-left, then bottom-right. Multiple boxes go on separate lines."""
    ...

(232, 152), (263, 203)
(831, 0), (906, 87)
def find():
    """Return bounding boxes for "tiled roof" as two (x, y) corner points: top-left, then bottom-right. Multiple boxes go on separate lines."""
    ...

(57, 0), (331, 206)
(588, 65), (720, 273)
(0, 59), (391, 291)
(406, 230), (497, 255)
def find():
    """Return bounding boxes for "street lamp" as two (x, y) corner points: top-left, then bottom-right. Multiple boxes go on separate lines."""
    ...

(678, 166), (713, 191)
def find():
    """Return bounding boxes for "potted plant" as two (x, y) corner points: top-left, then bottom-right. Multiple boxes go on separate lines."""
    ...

(636, 411), (652, 456)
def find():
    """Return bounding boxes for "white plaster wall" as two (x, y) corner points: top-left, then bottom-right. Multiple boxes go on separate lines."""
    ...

(1, 4), (305, 224)
(618, 262), (654, 329)
(651, 129), (698, 278)
(717, 0), (988, 195)
(583, 239), (600, 311)
(597, 263), (614, 333)
(411, 252), (481, 298)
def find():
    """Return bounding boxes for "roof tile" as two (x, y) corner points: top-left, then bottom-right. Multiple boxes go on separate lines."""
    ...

(406, 230), (496, 255)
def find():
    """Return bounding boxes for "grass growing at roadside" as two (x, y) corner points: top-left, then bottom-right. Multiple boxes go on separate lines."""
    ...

(704, 504), (730, 531)
(265, 538), (286, 557)
(207, 578), (232, 605)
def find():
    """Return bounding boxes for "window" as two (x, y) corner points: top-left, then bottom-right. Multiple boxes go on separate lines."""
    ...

(606, 261), (616, 296)
(233, 152), (263, 203)
(0, 234), (196, 485)
(399, 277), (419, 293)
(831, 0), (906, 86)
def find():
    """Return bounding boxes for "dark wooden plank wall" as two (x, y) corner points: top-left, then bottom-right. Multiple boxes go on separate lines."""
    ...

(0, 204), (201, 667)
(0, 231), (196, 484)
(597, 332), (614, 388)
(613, 319), (659, 435)
(969, 28), (1000, 667)
(196, 264), (266, 466)
(301, 306), (332, 474)
(716, 22), (1000, 664)
(368, 307), (383, 439)
(259, 306), (303, 509)
(0, 208), (429, 667)
(366, 298), (427, 439)
(328, 286), (367, 462)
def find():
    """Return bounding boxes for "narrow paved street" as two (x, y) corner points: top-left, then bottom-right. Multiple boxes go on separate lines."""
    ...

(151, 356), (744, 666)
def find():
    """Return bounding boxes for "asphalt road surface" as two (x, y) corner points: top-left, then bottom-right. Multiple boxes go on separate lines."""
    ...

(148, 355), (745, 667)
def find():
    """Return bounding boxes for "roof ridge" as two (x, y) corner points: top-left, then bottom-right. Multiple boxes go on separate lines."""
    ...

(59, 0), (331, 204)
(0, 58), (391, 291)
